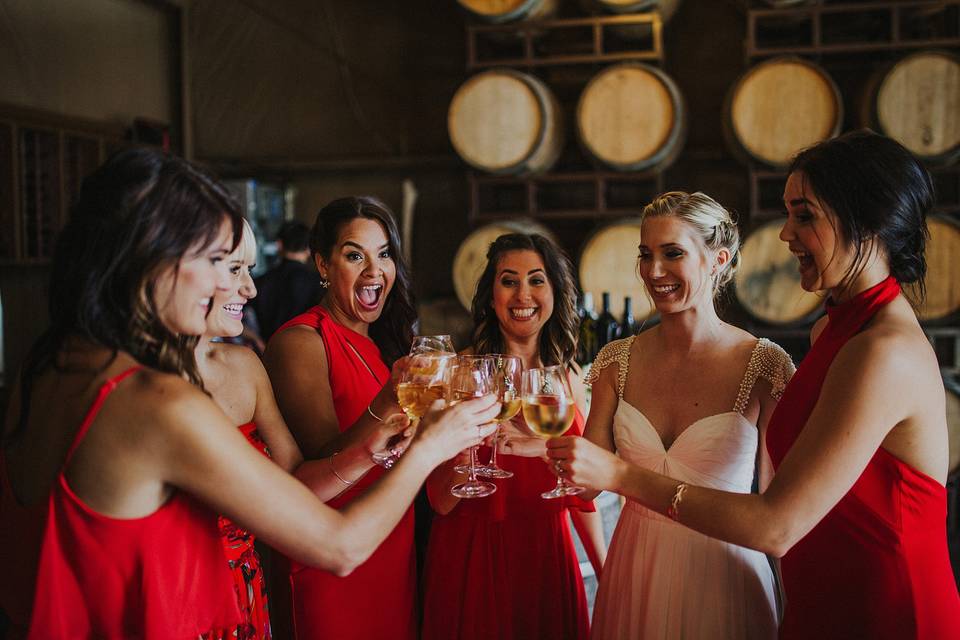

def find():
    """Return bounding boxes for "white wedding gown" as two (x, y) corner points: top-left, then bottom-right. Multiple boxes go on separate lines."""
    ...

(588, 337), (794, 640)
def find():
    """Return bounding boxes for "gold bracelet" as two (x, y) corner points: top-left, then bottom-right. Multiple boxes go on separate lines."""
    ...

(330, 452), (355, 486)
(666, 482), (688, 521)
(367, 404), (384, 422)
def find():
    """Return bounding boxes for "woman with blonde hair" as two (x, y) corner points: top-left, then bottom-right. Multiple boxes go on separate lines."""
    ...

(579, 191), (793, 639)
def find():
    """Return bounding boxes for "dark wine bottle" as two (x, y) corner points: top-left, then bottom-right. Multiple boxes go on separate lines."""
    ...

(620, 295), (639, 338)
(577, 292), (599, 364)
(596, 291), (620, 350)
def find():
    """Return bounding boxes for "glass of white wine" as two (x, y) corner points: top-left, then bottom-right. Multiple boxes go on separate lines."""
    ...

(474, 354), (521, 479)
(521, 365), (584, 499)
(409, 334), (455, 356)
(448, 359), (498, 499)
(372, 352), (454, 468)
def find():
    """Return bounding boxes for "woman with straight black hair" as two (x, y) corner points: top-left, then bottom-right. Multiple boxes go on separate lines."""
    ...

(263, 196), (425, 639)
(0, 151), (497, 638)
(547, 130), (960, 639)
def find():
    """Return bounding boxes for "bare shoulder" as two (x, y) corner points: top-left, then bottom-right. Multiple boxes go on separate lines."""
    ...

(217, 342), (265, 372)
(834, 310), (936, 392)
(263, 324), (327, 372)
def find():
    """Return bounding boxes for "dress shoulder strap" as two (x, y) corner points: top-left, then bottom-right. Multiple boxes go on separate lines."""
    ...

(584, 336), (635, 399)
(733, 339), (796, 415)
(64, 366), (143, 464)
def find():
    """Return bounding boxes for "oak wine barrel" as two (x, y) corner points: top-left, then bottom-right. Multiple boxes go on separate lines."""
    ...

(869, 51), (960, 165)
(586, 0), (682, 22)
(456, 0), (558, 23)
(576, 63), (686, 172)
(726, 57), (842, 167)
(579, 219), (656, 320)
(733, 220), (822, 325)
(452, 220), (555, 311)
(906, 216), (960, 322)
(448, 69), (564, 175)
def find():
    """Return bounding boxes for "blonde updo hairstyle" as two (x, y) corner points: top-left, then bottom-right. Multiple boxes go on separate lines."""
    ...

(640, 191), (741, 298)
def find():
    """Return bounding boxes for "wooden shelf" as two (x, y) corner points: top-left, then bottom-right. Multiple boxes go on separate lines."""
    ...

(467, 13), (663, 69)
(746, 0), (960, 59)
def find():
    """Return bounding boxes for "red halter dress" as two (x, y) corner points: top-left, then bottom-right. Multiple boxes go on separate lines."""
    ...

(276, 307), (416, 639)
(0, 366), (240, 639)
(421, 406), (595, 640)
(766, 276), (960, 639)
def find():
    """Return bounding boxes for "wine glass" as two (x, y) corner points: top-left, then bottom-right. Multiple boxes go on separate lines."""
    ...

(372, 352), (454, 468)
(520, 365), (584, 499)
(448, 359), (498, 499)
(474, 354), (521, 479)
(410, 334), (455, 356)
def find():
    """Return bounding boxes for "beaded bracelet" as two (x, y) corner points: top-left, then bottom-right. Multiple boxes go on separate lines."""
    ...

(666, 482), (688, 521)
(330, 452), (355, 486)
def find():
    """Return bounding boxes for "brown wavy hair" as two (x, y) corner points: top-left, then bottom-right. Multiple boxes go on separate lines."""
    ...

(471, 233), (578, 366)
(10, 147), (242, 443)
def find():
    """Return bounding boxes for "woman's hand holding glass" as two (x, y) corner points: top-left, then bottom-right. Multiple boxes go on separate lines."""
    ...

(520, 366), (585, 499)
(412, 395), (500, 472)
(372, 336), (456, 468)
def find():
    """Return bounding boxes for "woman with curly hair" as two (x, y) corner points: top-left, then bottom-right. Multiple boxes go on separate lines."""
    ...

(421, 233), (607, 640)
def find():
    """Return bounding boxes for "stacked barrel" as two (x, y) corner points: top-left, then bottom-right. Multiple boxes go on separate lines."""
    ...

(448, 1), (684, 319)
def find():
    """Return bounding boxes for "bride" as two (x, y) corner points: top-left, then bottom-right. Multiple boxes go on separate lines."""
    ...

(583, 191), (794, 639)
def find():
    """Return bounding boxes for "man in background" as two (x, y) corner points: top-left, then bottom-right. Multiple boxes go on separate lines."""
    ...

(249, 221), (323, 341)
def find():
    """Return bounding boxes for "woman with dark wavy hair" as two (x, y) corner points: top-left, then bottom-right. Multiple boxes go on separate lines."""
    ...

(549, 131), (960, 638)
(421, 232), (606, 640)
(0, 153), (498, 639)
(263, 196), (424, 639)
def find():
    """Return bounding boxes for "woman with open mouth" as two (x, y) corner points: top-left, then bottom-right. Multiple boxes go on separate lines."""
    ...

(263, 196), (423, 640)
(421, 232), (607, 640)
(548, 131), (960, 639)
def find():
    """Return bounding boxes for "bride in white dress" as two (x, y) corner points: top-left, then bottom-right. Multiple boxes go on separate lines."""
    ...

(583, 192), (795, 640)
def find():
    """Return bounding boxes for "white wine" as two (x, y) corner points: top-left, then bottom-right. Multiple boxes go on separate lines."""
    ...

(447, 389), (478, 405)
(496, 395), (521, 422)
(397, 382), (447, 418)
(522, 396), (575, 438)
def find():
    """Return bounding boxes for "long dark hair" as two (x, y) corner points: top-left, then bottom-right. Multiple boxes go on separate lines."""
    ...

(309, 196), (416, 366)
(789, 129), (933, 299)
(471, 233), (578, 367)
(9, 147), (243, 444)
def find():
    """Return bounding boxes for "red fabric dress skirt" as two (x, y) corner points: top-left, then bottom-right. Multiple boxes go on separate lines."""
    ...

(276, 307), (416, 640)
(1, 366), (240, 639)
(766, 276), (960, 639)
(207, 422), (273, 640)
(421, 407), (595, 640)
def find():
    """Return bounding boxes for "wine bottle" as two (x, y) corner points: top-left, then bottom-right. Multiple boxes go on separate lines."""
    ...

(577, 292), (599, 364)
(596, 291), (620, 350)
(620, 295), (639, 338)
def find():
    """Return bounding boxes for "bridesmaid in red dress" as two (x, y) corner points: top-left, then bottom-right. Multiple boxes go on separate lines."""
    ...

(264, 196), (423, 639)
(549, 130), (960, 639)
(421, 233), (607, 640)
(0, 150), (498, 639)
(195, 220), (413, 639)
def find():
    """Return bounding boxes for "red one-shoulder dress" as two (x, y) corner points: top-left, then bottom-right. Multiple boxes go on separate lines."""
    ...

(276, 307), (417, 639)
(766, 276), (960, 639)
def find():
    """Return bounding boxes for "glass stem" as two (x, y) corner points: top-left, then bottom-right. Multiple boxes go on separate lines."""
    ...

(468, 445), (480, 483)
(488, 423), (501, 468)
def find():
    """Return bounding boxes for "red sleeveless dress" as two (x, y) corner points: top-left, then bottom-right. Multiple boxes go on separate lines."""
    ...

(209, 423), (273, 640)
(766, 276), (960, 639)
(0, 366), (240, 639)
(276, 306), (416, 640)
(421, 407), (594, 640)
